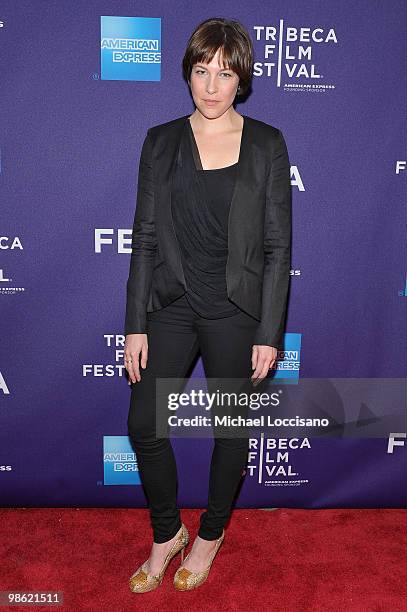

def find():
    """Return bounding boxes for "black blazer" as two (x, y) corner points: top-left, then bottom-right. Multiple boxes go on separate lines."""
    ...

(124, 114), (292, 349)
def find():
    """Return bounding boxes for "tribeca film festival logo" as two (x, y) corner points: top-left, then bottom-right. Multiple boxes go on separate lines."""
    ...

(0, 268), (25, 296)
(246, 432), (406, 487)
(247, 435), (311, 487)
(100, 16), (161, 81)
(82, 334), (126, 379)
(0, 236), (24, 295)
(253, 20), (337, 92)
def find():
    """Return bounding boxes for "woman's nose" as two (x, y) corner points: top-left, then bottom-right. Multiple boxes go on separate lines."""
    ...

(206, 78), (218, 94)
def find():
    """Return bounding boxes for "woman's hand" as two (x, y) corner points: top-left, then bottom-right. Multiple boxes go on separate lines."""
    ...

(251, 345), (278, 386)
(124, 333), (148, 384)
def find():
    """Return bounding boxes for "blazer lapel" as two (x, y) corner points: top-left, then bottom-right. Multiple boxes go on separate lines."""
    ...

(226, 114), (252, 291)
(155, 116), (189, 286)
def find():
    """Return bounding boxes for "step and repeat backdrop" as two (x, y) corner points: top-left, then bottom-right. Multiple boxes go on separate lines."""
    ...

(1, 1), (406, 507)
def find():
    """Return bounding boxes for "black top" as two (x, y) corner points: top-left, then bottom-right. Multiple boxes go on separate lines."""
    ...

(171, 119), (241, 318)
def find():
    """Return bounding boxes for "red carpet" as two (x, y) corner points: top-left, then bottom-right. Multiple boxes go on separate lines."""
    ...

(1, 508), (406, 611)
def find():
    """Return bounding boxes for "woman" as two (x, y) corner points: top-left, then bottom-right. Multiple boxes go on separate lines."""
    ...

(124, 17), (292, 592)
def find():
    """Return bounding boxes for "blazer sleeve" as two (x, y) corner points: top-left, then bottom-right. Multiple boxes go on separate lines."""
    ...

(252, 129), (292, 350)
(124, 129), (157, 335)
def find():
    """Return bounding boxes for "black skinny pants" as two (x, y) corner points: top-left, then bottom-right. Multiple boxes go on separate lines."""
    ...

(127, 293), (261, 543)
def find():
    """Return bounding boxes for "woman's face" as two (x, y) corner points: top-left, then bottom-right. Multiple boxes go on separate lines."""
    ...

(189, 48), (240, 118)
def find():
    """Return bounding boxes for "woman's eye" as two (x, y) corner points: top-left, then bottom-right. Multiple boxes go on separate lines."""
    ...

(194, 69), (232, 77)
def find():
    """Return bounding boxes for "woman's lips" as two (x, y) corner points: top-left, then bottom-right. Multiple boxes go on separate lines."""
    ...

(203, 100), (220, 106)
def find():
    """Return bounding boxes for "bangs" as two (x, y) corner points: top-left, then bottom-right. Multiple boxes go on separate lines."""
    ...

(192, 44), (235, 72)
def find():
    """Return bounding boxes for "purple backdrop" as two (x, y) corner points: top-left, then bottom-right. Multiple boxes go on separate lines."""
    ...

(1, 1), (406, 507)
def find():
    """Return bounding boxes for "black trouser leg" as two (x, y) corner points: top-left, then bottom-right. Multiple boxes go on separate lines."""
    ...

(127, 295), (199, 544)
(195, 308), (259, 540)
(198, 436), (250, 540)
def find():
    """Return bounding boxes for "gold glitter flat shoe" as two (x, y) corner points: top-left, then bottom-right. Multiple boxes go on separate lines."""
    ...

(129, 523), (189, 593)
(173, 530), (225, 591)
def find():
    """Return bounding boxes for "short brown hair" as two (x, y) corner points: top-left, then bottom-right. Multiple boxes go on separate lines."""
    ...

(182, 17), (253, 98)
